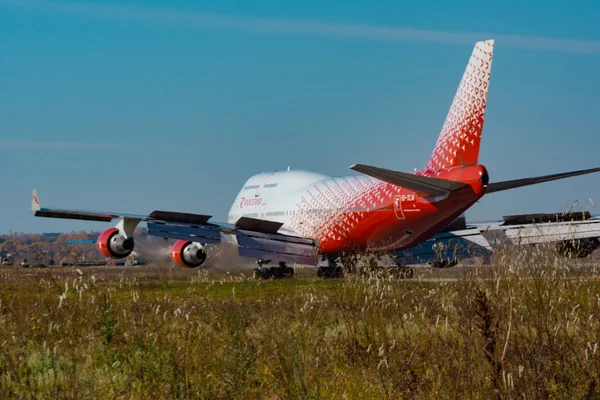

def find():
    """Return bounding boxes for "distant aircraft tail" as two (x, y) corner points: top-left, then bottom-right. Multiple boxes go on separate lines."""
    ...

(423, 40), (494, 173)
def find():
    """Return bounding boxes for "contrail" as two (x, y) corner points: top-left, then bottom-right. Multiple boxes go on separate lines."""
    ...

(2, 0), (600, 54)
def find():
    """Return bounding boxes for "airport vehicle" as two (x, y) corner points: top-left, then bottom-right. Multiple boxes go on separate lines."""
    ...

(31, 40), (600, 278)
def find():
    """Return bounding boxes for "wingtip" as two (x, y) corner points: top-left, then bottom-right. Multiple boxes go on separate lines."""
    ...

(31, 189), (41, 212)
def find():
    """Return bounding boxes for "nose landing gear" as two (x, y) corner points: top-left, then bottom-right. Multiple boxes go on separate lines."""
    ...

(252, 260), (294, 280)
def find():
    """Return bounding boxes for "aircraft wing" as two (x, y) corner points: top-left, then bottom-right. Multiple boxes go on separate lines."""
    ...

(470, 211), (600, 246)
(31, 190), (318, 266)
(398, 212), (600, 266)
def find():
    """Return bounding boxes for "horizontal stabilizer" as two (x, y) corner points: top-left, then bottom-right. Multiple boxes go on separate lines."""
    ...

(350, 164), (466, 198)
(486, 167), (600, 194)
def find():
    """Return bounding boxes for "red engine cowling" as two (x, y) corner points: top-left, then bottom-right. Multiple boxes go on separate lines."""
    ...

(97, 228), (135, 259)
(170, 240), (207, 268)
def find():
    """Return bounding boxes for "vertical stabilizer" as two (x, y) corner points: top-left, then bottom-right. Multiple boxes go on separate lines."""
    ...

(424, 40), (494, 172)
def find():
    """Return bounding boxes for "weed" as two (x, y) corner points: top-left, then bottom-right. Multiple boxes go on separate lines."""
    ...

(0, 248), (599, 398)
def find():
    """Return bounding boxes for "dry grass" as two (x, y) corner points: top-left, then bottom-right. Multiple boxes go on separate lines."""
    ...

(0, 245), (600, 399)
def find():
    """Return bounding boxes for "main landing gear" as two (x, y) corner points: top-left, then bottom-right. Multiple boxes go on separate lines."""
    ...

(316, 255), (344, 279)
(252, 260), (294, 280)
(317, 255), (415, 279)
(427, 259), (460, 269)
(359, 265), (414, 279)
(317, 265), (344, 279)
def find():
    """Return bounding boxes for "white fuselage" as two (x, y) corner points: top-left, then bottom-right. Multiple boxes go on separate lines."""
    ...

(226, 169), (412, 252)
(227, 170), (331, 236)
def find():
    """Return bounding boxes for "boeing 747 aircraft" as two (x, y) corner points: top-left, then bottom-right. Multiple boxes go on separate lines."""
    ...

(32, 40), (600, 278)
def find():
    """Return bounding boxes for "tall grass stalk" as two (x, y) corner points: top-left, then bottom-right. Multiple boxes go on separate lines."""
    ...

(0, 246), (599, 398)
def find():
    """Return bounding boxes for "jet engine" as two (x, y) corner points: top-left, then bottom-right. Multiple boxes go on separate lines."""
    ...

(97, 228), (135, 259)
(170, 240), (207, 268)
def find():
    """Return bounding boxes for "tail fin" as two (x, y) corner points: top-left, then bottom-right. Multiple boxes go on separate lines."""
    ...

(424, 40), (494, 172)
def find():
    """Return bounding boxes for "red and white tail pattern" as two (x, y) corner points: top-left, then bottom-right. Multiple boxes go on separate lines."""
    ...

(424, 40), (494, 173)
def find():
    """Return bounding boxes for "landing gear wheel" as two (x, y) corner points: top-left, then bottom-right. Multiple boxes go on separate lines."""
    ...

(252, 261), (294, 280)
(395, 266), (413, 279)
(340, 255), (358, 274)
(333, 266), (343, 278)
(361, 266), (414, 279)
(428, 260), (459, 269)
(317, 266), (344, 279)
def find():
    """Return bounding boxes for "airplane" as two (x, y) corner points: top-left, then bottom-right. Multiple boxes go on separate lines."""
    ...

(31, 39), (600, 278)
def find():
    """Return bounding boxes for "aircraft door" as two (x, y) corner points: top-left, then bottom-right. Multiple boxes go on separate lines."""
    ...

(260, 203), (267, 219)
(394, 196), (405, 220)
(255, 171), (276, 198)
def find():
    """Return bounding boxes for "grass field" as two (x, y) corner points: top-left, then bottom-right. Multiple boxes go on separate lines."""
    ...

(1, 247), (600, 399)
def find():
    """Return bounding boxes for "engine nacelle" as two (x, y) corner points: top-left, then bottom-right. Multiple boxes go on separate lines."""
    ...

(97, 228), (135, 259)
(170, 240), (207, 268)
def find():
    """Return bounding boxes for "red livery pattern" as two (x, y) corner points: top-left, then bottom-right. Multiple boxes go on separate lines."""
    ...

(282, 41), (495, 253)
(287, 166), (486, 253)
(32, 39), (600, 269)
(424, 40), (493, 173)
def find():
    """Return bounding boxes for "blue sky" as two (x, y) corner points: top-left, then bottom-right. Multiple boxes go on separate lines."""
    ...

(1, 0), (600, 233)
